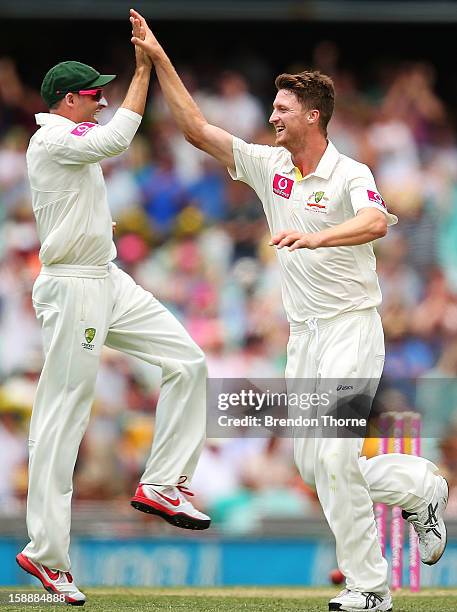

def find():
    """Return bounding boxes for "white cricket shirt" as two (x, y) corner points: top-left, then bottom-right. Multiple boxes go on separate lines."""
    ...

(27, 108), (142, 265)
(229, 138), (398, 323)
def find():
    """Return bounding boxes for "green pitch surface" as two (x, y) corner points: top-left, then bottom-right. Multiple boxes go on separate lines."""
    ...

(1, 587), (457, 611)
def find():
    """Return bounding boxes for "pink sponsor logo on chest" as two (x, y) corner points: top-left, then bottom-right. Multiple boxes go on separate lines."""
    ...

(272, 174), (294, 199)
(71, 122), (96, 137)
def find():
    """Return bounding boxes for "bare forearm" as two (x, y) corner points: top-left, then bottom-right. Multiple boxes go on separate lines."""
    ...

(316, 214), (386, 247)
(129, 8), (235, 167)
(153, 51), (208, 143)
(121, 66), (151, 116)
(271, 209), (387, 251)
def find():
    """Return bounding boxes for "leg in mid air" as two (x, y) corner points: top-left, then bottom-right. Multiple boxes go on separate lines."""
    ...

(104, 265), (210, 530)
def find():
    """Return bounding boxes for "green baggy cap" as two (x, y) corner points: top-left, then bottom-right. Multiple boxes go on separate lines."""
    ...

(41, 60), (116, 107)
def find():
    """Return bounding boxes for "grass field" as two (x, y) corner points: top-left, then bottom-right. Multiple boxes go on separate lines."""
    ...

(1, 587), (457, 611)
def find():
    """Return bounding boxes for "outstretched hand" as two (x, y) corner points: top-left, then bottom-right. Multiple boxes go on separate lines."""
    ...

(130, 11), (152, 69)
(270, 230), (322, 251)
(130, 8), (164, 63)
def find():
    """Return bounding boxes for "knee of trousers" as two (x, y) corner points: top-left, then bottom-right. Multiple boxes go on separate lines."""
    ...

(187, 345), (207, 376)
(165, 344), (208, 380)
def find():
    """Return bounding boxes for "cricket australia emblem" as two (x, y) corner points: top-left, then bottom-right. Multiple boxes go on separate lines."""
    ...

(305, 191), (329, 213)
(82, 327), (96, 350)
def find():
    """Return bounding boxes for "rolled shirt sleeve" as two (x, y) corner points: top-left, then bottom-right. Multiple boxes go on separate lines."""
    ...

(347, 164), (398, 226)
(44, 108), (142, 165)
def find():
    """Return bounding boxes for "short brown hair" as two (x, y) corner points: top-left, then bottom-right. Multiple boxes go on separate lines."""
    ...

(275, 70), (335, 135)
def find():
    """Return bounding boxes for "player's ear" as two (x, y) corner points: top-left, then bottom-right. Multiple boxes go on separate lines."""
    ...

(306, 109), (319, 125)
(64, 92), (76, 107)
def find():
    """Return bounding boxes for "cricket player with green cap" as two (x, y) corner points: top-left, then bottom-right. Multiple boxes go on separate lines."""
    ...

(15, 17), (210, 606)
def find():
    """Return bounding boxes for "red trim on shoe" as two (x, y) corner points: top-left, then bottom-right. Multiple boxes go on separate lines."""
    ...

(16, 553), (80, 604)
(131, 483), (211, 530)
(134, 484), (184, 512)
(154, 490), (181, 507)
(43, 566), (60, 581)
(131, 493), (185, 517)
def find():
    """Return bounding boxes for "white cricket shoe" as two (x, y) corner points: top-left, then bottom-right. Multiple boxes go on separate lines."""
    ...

(402, 475), (448, 565)
(16, 553), (86, 606)
(130, 477), (211, 530)
(329, 589), (392, 611)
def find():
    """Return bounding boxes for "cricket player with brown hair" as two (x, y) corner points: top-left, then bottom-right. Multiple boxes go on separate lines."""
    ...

(16, 17), (210, 606)
(130, 8), (448, 611)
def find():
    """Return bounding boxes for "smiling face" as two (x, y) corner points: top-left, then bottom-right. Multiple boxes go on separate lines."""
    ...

(53, 91), (106, 124)
(71, 92), (105, 124)
(269, 89), (316, 152)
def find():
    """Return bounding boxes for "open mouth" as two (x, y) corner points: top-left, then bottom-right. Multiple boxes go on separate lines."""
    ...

(276, 127), (285, 134)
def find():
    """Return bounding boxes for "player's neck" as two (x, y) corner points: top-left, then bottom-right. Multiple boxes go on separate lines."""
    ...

(291, 136), (328, 178)
(51, 108), (76, 122)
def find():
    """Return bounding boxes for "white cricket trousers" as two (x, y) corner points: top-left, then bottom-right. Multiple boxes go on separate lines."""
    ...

(289, 308), (440, 594)
(23, 263), (207, 571)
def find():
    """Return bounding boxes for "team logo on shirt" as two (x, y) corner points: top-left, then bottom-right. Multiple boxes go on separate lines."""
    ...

(367, 189), (387, 209)
(305, 191), (329, 213)
(273, 174), (294, 199)
(71, 122), (96, 137)
(85, 328), (96, 343)
(82, 327), (96, 350)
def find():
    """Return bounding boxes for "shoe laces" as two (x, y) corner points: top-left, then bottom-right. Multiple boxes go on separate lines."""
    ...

(407, 502), (441, 538)
(65, 572), (73, 583)
(177, 475), (194, 497)
(50, 569), (73, 584)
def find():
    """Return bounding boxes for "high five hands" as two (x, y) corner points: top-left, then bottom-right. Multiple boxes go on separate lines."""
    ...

(130, 8), (164, 63)
(130, 10), (152, 68)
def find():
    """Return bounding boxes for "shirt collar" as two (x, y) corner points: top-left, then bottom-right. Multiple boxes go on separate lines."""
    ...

(35, 113), (76, 127)
(281, 140), (340, 180)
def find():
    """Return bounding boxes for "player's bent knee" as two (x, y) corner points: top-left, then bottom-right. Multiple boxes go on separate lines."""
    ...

(190, 346), (208, 378)
(177, 343), (207, 377)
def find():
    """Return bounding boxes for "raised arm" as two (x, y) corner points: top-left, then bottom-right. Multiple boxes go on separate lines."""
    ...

(45, 16), (151, 165)
(130, 8), (235, 171)
(121, 13), (152, 117)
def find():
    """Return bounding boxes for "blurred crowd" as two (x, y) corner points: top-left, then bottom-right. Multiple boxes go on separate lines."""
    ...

(1, 42), (457, 531)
